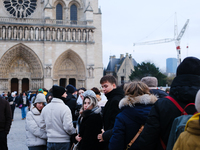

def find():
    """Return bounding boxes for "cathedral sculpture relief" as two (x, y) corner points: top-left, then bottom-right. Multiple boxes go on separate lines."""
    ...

(0, 26), (94, 42)
(3, 0), (37, 18)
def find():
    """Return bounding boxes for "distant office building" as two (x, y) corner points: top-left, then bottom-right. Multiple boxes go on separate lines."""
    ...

(166, 58), (177, 74)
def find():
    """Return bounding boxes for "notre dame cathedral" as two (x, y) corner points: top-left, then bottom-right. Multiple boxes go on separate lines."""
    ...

(0, 0), (103, 94)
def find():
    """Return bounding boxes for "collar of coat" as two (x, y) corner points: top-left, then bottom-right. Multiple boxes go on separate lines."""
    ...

(119, 94), (157, 109)
(31, 107), (41, 115)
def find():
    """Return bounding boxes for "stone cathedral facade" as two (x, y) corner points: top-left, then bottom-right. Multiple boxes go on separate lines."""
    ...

(0, 0), (103, 94)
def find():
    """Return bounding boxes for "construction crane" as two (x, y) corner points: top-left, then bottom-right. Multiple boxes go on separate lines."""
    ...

(133, 19), (189, 66)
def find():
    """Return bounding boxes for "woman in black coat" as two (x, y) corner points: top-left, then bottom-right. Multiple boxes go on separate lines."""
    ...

(75, 96), (103, 150)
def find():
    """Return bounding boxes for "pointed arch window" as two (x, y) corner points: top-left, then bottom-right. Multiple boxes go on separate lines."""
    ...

(70, 4), (77, 21)
(56, 4), (63, 20)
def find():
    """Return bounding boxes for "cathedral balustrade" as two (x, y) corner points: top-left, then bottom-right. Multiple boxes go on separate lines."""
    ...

(0, 24), (94, 43)
(0, 16), (88, 26)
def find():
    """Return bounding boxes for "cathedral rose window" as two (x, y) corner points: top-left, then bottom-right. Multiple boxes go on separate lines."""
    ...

(3, 0), (37, 18)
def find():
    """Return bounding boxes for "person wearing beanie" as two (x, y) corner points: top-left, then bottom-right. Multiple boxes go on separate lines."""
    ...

(139, 57), (200, 150)
(26, 93), (47, 150)
(141, 76), (168, 98)
(40, 85), (76, 150)
(64, 84), (77, 121)
(173, 90), (200, 150)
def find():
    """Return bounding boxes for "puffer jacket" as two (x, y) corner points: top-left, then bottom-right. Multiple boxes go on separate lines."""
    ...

(173, 113), (200, 150)
(109, 94), (157, 150)
(26, 107), (47, 147)
(139, 74), (200, 150)
(40, 98), (76, 143)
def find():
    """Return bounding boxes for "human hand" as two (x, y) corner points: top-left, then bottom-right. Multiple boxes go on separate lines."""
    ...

(97, 129), (105, 142)
(75, 134), (82, 142)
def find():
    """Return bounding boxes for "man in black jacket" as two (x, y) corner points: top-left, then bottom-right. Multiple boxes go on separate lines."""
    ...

(139, 57), (200, 150)
(0, 97), (12, 150)
(65, 84), (77, 121)
(97, 75), (124, 150)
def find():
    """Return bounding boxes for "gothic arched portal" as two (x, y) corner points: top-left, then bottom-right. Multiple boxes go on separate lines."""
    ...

(53, 50), (86, 88)
(0, 43), (43, 93)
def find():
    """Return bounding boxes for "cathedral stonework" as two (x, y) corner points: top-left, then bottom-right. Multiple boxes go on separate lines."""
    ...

(0, 0), (103, 93)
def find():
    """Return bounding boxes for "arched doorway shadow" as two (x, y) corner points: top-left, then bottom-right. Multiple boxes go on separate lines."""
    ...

(0, 43), (43, 93)
(53, 49), (85, 88)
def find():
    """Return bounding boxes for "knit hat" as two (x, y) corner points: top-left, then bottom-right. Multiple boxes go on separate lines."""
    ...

(195, 90), (200, 112)
(176, 57), (200, 76)
(82, 90), (96, 98)
(52, 85), (66, 98)
(66, 84), (77, 94)
(34, 93), (47, 104)
(141, 77), (158, 87)
(11, 92), (16, 97)
(38, 88), (44, 93)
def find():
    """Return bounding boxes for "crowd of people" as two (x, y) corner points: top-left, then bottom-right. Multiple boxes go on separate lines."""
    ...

(1, 56), (200, 150)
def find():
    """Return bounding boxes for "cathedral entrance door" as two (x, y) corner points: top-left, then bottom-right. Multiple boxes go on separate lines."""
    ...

(11, 78), (18, 94)
(69, 78), (76, 87)
(60, 78), (66, 88)
(22, 78), (29, 92)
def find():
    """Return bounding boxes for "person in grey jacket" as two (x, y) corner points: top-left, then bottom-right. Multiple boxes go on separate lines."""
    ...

(40, 85), (76, 150)
(26, 93), (47, 150)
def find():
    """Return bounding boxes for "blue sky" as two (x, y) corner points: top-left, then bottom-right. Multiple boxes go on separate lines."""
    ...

(98, 0), (200, 72)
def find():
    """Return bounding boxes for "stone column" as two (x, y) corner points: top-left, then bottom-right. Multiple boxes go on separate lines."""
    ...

(18, 79), (22, 94)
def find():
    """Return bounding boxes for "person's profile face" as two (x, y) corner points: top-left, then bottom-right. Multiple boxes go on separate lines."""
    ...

(101, 81), (116, 94)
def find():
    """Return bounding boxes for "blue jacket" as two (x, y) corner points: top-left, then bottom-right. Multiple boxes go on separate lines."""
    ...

(109, 94), (157, 150)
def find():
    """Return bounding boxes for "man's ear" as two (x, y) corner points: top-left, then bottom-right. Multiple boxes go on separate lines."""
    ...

(113, 83), (117, 88)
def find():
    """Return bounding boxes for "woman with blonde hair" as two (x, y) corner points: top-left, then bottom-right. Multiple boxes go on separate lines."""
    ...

(109, 81), (157, 150)
(74, 95), (103, 150)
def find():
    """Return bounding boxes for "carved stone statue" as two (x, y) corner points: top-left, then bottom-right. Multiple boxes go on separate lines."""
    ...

(13, 27), (17, 39)
(53, 29), (56, 40)
(72, 30), (76, 41)
(35, 28), (38, 40)
(30, 28), (34, 40)
(89, 30), (93, 42)
(25, 28), (29, 40)
(67, 30), (71, 41)
(18, 6), (24, 18)
(2, 27), (5, 39)
(41, 28), (44, 40)
(46, 28), (50, 40)
(19, 27), (23, 39)
(8, 27), (11, 39)
(83, 30), (86, 41)
(57, 29), (60, 40)
(62, 30), (65, 41)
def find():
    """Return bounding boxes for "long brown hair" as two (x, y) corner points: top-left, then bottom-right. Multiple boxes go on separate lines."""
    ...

(124, 81), (150, 98)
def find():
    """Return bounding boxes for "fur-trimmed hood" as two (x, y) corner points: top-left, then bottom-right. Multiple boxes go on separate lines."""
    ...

(119, 94), (157, 109)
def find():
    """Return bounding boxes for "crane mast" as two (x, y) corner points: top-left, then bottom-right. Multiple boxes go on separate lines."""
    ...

(133, 18), (189, 66)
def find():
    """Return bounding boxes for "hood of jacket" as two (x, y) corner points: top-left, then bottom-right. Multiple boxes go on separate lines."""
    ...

(119, 94), (157, 109)
(185, 113), (200, 135)
(105, 86), (124, 101)
(170, 74), (200, 103)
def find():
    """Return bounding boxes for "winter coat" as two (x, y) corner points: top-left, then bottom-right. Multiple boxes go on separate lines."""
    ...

(40, 98), (76, 143)
(150, 89), (169, 98)
(63, 92), (77, 121)
(8, 96), (15, 106)
(102, 87), (124, 150)
(0, 97), (12, 134)
(26, 107), (47, 147)
(77, 106), (103, 150)
(18, 95), (29, 107)
(139, 74), (200, 150)
(109, 94), (157, 150)
(173, 113), (200, 150)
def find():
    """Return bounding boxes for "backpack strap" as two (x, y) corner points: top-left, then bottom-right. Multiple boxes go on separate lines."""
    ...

(165, 96), (188, 115)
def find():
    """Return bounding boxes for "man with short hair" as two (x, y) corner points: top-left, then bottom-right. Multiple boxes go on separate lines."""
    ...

(97, 75), (124, 150)
(139, 57), (200, 150)
(40, 85), (76, 150)
(0, 97), (12, 150)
